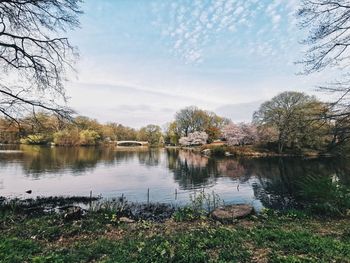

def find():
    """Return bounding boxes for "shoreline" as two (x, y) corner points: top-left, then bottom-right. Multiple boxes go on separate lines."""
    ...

(0, 143), (341, 158)
(167, 145), (337, 158)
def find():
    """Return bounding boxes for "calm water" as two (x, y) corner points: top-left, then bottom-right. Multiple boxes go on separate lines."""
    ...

(0, 145), (349, 211)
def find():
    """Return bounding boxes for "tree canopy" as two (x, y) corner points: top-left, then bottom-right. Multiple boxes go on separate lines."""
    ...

(0, 0), (82, 123)
(253, 91), (329, 153)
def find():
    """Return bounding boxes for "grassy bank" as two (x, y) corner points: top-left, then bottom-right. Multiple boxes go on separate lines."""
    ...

(1, 198), (349, 262)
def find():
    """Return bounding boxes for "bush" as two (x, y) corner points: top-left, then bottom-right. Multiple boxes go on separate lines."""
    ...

(20, 134), (48, 145)
(211, 146), (226, 157)
(53, 129), (80, 146)
(79, 130), (100, 146)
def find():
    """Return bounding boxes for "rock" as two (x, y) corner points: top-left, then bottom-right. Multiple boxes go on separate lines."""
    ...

(25, 190), (32, 194)
(201, 149), (211, 156)
(211, 204), (254, 223)
(62, 206), (84, 220)
(119, 217), (135, 223)
(225, 151), (233, 156)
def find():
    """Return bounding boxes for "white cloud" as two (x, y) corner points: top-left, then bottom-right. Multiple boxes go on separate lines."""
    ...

(151, 0), (301, 64)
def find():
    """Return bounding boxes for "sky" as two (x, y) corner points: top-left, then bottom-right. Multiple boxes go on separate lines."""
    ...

(65, 0), (336, 128)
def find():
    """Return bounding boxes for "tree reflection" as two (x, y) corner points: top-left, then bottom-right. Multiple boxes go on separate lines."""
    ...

(239, 157), (350, 210)
(0, 146), (349, 211)
(166, 149), (219, 190)
(17, 145), (116, 176)
(166, 150), (350, 210)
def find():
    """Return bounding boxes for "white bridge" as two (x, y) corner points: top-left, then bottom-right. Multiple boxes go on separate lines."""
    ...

(116, 141), (149, 146)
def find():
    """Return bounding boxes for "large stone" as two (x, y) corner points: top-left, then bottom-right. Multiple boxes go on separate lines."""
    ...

(211, 204), (253, 223)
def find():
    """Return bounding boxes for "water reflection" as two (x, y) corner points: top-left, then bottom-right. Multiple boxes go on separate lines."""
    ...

(167, 149), (218, 189)
(0, 145), (349, 210)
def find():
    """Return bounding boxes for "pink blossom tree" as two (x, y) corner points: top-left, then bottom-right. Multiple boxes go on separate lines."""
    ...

(222, 123), (258, 146)
(240, 123), (258, 145)
(222, 123), (245, 146)
(179, 131), (208, 146)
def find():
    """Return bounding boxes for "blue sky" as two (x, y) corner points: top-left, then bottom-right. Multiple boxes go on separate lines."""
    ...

(65, 0), (335, 128)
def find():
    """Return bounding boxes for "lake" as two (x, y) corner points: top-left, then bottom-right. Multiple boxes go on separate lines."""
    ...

(0, 145), (349, 212)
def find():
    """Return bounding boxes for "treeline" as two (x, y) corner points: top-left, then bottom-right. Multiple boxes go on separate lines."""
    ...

(1, 91), (350, 153)
(167, 92), (350, 154)
(0, 114), (163, 146)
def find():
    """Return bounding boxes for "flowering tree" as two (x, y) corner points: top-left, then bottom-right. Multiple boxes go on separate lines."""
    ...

(240, 123), (258, 145)
(222, 123), (258, 146)
(179, 136), (191, 146)
(222, 123), (244, 146)
(179, 131), (208, 146)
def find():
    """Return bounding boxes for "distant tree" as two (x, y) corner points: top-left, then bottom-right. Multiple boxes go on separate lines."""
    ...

(222, 123), (245, 146)
(256, 126), (279, 145)
(164, 121), (180, 145)
(179, 131), (208, 146)
(20, 134), (48, 145)
(0, 0), (82, 124)
(0, 118), (20, 143)
(222, 122), (258, 146)
(178, 136), (191, 146)
(79, 130), (100, 146)
(109, 123), (137, 141)
(204, 111), (229, 142)
(174, 106), (227, 142)
(175, 106), (205, 136)
(75, 116), (101, 131)
(53, 128), (80, 146)
(239, 123), (258, 145)
(138, 124), (162, 146)
(253, 91), (328, 153)
(101, 125), (117, 142)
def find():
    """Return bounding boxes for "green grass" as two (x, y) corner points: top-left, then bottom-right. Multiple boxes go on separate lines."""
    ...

(1, 209), (349, 262)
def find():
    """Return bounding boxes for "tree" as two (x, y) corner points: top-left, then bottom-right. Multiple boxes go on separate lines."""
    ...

(179, 131), (208, 146)
(138, 124), (162, 146)
(298, 0), (350, 73)
(0, 117), (20, 143)
(253, 91), (328, 153)
(53, 128), (80, 146)
(239, 123), (258, 145)
(175, 106), (205, 136)
(0, 0), (82, 124)
(298, 0), (350, 140)
(79, 130), (100, 146)
(222, 122), (258, 146)
(164, 121), (181, 145)
(222, 123), (245, 146)
(174, 106), (227, 142)
(104, 123), (137, 141)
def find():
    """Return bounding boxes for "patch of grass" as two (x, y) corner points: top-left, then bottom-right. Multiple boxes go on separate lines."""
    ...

(1, 197), (350, 262)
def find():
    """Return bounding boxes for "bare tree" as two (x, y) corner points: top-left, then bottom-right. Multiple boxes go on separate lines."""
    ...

(298, 0), (350, 73)
(298, 0), (350, 146)
(0, 0), (82, 125)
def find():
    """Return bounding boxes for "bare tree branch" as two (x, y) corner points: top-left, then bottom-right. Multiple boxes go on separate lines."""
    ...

(0, 0), (81, 123)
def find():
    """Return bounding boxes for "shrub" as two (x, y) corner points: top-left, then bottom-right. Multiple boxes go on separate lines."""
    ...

(20, 134), (48, 145)
(53, 129), (80, 146)
(79, 130), (100, 146)
(211, 146), (226, 157)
